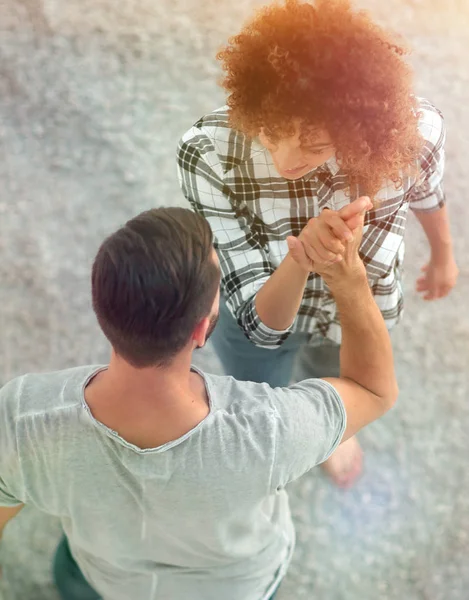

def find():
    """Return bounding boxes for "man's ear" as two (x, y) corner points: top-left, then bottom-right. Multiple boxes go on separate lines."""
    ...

(192, 317), (210, 349)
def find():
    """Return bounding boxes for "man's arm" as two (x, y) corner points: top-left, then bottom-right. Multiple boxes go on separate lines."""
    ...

(0, 504), (23, 540)
(0, 379), (25, 543)
(268, 218), (398, 489)
(323, 272), (398, 442)
(0, 505), (23, 578)
(292, 219), (398, 441)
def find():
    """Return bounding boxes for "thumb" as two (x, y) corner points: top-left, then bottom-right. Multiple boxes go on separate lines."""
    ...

(341, 197), (372, 231)
(347, 211), (367, 234)
(287, 236), (311, 269)
(339, 196), (373, 222)
(287, 236), (301, 258)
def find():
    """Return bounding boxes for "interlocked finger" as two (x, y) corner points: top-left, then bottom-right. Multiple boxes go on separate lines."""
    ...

(321, 211), (354, 241)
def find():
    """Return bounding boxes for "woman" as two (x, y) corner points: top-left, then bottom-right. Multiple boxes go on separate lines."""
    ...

(177, 0), (458, 486)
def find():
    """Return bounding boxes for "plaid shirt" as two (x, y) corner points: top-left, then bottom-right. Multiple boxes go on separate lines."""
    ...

(177, 98), (446, 348)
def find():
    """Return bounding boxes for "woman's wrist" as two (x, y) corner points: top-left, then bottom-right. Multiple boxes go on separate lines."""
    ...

(285, 252), (313, 276)
(255, 253), (310, 330)
(430, 241), (454, 265)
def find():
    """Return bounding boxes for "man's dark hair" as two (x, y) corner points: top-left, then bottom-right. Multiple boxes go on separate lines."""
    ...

(92, 207), (220, 368)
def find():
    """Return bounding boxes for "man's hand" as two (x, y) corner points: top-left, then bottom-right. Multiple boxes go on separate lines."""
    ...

(0, 504), (24, 578)
(287, 196), (373, 273)
(416, 256), (459, 300)
(288, 210), (367, 287)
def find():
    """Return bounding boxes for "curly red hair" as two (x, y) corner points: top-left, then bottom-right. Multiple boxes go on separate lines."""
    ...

(217, 0), (423, 199)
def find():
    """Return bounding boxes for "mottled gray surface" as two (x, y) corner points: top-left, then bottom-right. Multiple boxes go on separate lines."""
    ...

(0, 1), (468, 599)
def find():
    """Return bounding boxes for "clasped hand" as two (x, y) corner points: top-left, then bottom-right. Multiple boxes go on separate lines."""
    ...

(286, 196), (373, 277)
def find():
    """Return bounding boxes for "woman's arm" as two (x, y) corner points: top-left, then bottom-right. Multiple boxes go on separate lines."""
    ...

(177, 126), (371, 341)
(408, 101), (458, 299)
(257, 198), (371, 330)
(178, 128), (297, 348)
(255, 254), (310, 331)
(413, 205), (458, 299)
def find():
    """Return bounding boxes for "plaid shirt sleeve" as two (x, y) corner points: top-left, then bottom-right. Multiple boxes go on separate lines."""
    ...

(407, 100), (446, 213)
(177, 127), (294, 349)
(360, 199), (408, 284)
(360, 101), (447, 284)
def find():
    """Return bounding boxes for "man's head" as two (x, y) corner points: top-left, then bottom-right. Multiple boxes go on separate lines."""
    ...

(92, 208), (220, 368)
(217, 0), (423, 196)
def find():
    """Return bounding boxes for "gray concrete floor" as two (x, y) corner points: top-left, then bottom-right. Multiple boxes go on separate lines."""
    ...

(0, 1), (468, 598)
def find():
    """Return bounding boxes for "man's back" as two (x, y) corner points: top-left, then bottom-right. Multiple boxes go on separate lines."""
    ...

(0, 365), (345, 600)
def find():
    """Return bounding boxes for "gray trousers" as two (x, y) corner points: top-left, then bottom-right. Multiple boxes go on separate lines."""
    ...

(210, 299), (340, 387)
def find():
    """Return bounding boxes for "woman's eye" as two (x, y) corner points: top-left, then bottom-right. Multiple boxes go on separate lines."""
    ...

(303, 147), (325, 155)
(304, 148), (325, 156)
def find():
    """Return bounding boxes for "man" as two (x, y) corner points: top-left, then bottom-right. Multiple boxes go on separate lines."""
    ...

(177, 0), (458, 487)
(0, 206), (397, 600)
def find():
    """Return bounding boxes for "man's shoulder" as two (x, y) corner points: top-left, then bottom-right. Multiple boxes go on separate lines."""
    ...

(415, 97), (445, 148)
(200, 370), (280, 414)
(179, 107), (256, 174)
(0, 365), (103, 419)
(200, 371), (346, 482)
(201, 370), (343, 423)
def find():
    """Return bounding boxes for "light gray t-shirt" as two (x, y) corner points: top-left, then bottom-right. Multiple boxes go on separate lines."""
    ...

(0, 365), (346, 600)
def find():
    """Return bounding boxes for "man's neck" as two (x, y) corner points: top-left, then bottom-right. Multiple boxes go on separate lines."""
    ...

(84, 352), (210, 449)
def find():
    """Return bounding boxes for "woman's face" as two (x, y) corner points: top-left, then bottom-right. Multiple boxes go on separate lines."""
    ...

(258, 122), (335, 180)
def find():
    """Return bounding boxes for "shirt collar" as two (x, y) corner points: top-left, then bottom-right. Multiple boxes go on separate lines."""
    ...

(302, 156), (340, 181)
(324, 155), (340, 176)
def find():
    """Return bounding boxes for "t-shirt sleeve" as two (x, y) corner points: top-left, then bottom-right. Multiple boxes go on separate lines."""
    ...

(269, 378), (346, 490)
(0, 378), (24, 506)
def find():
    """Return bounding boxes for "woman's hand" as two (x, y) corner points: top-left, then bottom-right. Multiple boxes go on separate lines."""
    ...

(416, 256), (459, 300)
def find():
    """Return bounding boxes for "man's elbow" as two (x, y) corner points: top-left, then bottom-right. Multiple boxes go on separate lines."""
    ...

(382, 381), (399, 412)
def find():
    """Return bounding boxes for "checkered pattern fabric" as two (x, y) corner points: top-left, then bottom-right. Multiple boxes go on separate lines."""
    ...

(177, 98), (446, 348)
